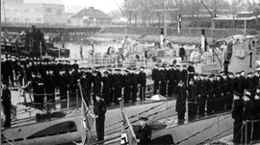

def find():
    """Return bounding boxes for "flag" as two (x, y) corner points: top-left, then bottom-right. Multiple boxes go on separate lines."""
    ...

(120, 101), (138, 145)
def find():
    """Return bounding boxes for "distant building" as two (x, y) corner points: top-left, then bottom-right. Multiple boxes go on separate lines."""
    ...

(69, 7), (112, 26)
(213, 11), (260, 29)
(1, 0), (67, 25)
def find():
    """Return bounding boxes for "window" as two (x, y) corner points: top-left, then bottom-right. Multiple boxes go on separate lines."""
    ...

(27, 121), (77, 139)
(151, 135), (174, 145)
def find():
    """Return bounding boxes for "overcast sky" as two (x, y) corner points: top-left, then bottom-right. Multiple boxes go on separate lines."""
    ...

(24, 0), (124, 13)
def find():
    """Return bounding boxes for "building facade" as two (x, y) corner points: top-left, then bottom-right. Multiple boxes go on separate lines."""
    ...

(2, 0), (67, 25)
(69, 7), (112, 26)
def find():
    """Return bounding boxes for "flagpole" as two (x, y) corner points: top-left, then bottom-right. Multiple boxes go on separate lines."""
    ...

(0, 0), (2, 143)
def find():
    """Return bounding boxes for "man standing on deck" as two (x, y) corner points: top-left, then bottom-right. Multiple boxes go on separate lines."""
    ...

(139, 67), (146, 101)
(94, 95), (107, 142)
(32, 72), (45, 109)
(102, 71), (110, 105)
(187, 78), (197, 121)
(232, 92), (243, 144)
(197, 75), (206, 117)
(152, 66), (159, 94)
(2, 83), (12, 128)
(44, 70), (55, 108)
(176, 80), (186, 124)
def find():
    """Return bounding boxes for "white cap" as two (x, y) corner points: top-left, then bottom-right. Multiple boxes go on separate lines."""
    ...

(233, 95), (240, 100)
(243, 96), (250, 102)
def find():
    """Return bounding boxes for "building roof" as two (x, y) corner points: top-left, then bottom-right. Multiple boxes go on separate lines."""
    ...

(71, 7), (111, 20)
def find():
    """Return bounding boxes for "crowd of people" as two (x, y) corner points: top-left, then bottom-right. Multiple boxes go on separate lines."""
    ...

(3, 55), (260, 144)
(175, 70), (260, 143)
(231, 72), (260, 144)
(151, 64), (195, 97)
(81, 67), (146, 105)
(1, 56), (148, 107)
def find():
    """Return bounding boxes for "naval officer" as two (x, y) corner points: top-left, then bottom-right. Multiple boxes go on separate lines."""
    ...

(94, 95), (107, 142)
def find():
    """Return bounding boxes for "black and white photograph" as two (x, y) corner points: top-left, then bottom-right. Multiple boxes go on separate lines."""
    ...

(0, 0), (260, 144)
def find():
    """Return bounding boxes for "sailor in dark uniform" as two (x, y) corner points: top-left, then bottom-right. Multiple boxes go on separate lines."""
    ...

(69, 69), (78, 107)
(85, 69), (94, 104)
(93, 70), (102, 97)
(197, 75), (206, 117)
(206, 75), (214, 115)
(152, 67), (159, 94)
(226, 74), (235, 111)
(32, 72), (45, 109)
(187, 63), (195, 82)
(94, 95), (107, 142)
(187, 78), (197, 121)
(80, 72), (89, 104)
(241, 90), (254, 144)
(160, 67), (167, 96)
(2, 83), (12, 128)
(131, 70), (138, 103)
(253, 88), (260, 141)
(136, 117), (152, 145)
(114, 70), (122, 104)
(214, 75), (222, 113)
(139, 68), (146, 101)
(58, 71), (68, 108)
(232, 92), (243, 144)
(109, 70), (116, 104)
(124, 70), (131, 103)
(167, 66), (175, 97)
(102, 71), (111, 105)
(45, 70), (55, 109)
(176, 80), (186, 124)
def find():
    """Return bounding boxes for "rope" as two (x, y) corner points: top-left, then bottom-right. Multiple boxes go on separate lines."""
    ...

(175, 115), (231, 145)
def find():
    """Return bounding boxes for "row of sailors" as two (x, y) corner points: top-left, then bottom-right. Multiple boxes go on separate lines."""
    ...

(1, 56), (78, 86)
(152, 64), (195, 97)
(175, 71), (260, 124)
(23, 65), (147, 108)
(232, 90), (260, 143)
(81, 68), (146, 105)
